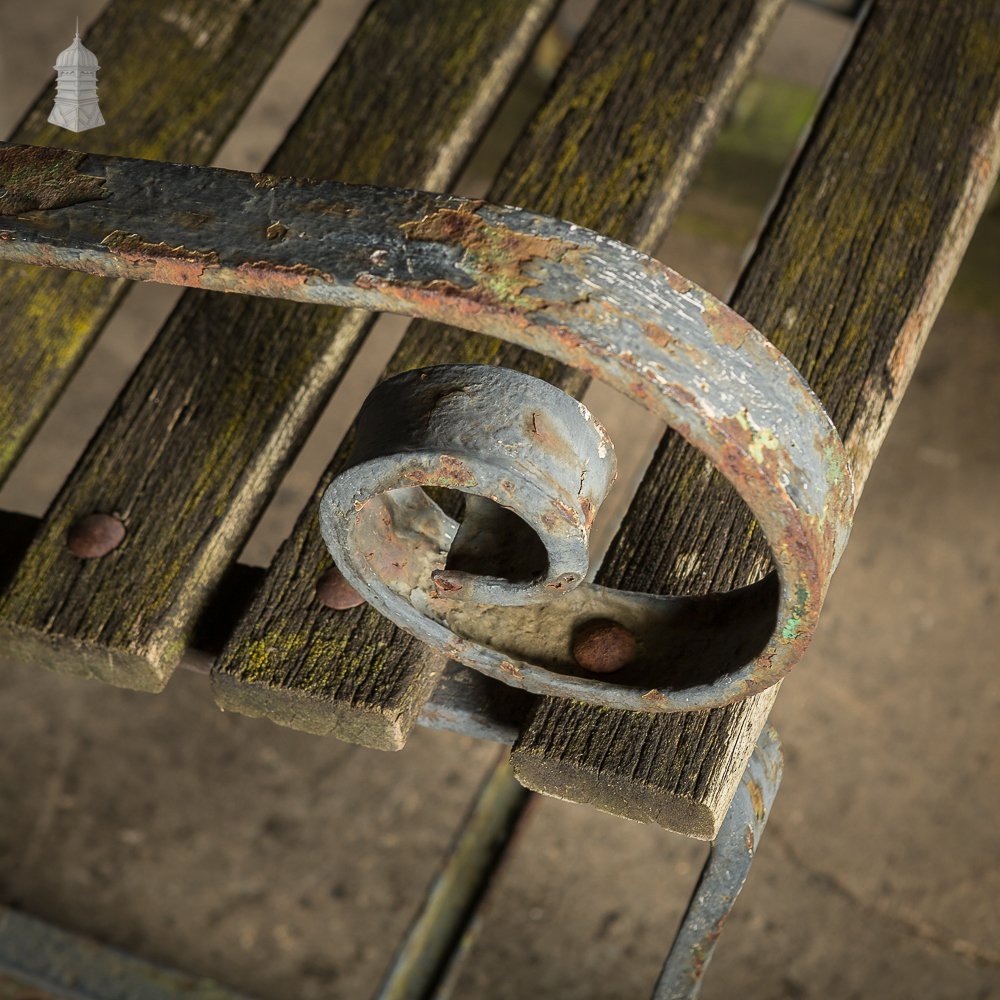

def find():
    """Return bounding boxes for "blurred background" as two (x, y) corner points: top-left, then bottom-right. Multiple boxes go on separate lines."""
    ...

(0, 2), (997, 997)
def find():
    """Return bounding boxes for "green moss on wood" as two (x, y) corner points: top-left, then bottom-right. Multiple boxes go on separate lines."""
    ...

(0, 0), (316, 485)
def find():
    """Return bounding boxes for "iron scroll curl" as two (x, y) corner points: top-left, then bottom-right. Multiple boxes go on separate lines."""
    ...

(0, 143), (855, 712)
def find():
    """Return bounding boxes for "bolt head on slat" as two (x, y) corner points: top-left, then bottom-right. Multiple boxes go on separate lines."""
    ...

(66, 512), (125, 558)
(571, 618), (638, 674)
(316, 566), (366, 610)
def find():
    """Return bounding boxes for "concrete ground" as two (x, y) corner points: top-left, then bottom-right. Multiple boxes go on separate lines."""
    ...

(1, 3), (998, 998)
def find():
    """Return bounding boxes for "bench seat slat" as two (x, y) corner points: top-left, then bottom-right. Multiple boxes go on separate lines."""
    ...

(0, 0), (558, 691)
(512, 0), (1000, 838)
(0, 0), (316, 483)
(212, 0), (785, 748)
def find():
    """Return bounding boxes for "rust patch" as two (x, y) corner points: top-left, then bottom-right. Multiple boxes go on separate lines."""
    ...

(402, 455), (478, 490)
(663, 268), (695, 294)
(643, 321), (677, 349)
(432, 572), (463, 593)
(315, 566), (365, 610)
(0, 145), (106, 215)
(550, 496), (578, 525)
(665, 381), (700, 412)
(400, 205), (581, 309)
(399, 203), (486, 243)
(714, 413), (792, 516)
(702, 298), (753, 349)
(355, 272), (467, 301)
(239, 259), (325, 279)
(98, 230), (221, 285)
(498, 659), (523, 680)
(747, 779), (766, 820)
(353, 275), (542, 345)
(571, 618), (637, 674)
(233, 259), (332, 298)
(689, 917), (728, 977)
(101, 230), (220, 266)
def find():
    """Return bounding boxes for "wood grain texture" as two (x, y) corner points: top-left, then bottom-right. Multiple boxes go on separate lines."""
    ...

(513, 0), (1000, 838)
(0, 0), (558, 691)
(213, 0), (785, 748)
(0, 0), (317, 482)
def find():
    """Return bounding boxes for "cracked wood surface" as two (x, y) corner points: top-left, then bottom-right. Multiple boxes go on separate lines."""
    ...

(512, 0), (1000, 837)
(0, 0), (558, 691)
(0, 0), (317, 483)
(212, 0), (785, 747)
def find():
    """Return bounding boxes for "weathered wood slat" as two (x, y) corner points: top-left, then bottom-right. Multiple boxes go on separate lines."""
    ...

(0, 0), (317, 482)
(212, 0), (785, 748)
(0, 504), (530, 746)
(512, 0), (1000, 838)
(0, 0), (558, 691)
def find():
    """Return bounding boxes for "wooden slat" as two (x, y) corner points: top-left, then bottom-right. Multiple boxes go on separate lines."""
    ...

(512, 0), (1000, 838)
(212, 0), (785, 748)
(0, 0), (558, 691)
(0, 0), (317, 482)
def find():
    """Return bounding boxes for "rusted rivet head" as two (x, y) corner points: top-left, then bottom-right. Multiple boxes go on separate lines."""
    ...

(316, 565), (365, 610)
(571, 618), (637, 674)
(66, 512), (125, 558)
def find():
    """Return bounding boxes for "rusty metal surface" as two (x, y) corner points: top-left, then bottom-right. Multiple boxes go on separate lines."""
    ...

(321, 363), (779, 711)
(0, 142), (854, 712)
(652, 725), (783, 999)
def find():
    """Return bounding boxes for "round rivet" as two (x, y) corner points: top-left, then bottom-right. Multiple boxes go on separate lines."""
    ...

(66, 512), (125, 558)
(316, 566), (365, 610)
(571, 618), (637, 674)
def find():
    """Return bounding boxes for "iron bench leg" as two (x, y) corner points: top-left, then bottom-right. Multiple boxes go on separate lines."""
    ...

(381, 721), (782, 1000)
(652, 725), (783, 999)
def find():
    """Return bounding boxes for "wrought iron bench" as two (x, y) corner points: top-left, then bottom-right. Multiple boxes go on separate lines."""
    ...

(1, 0), (997, 996)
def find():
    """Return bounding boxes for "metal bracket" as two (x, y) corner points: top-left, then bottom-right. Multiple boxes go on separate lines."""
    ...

(321, 363), (788, 712)
(0, 142), (855, 712)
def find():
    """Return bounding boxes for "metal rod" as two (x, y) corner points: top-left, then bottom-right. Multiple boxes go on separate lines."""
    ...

(373, 755), (531, 1000)
(651, 726), (783, 999)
